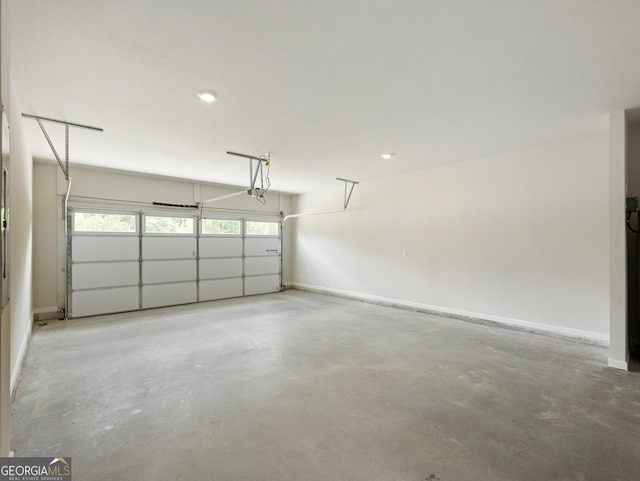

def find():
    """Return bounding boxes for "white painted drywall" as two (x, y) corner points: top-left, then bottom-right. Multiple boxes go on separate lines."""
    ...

(1, 0), (35, 455)
(290, 135), (609, 341)
(9, 85), (33, 389)
(608, 111), (628, 369)
(0, 0), (9, 457)
(33, 163), (57, 311)
(31, 163), (292, 313)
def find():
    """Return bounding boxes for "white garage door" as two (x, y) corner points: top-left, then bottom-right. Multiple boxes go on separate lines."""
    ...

(244, 221), (281, 295)
(70, 212), (140, 317)
(141, 215), (198, 309)
(68, 210), (281, 317)
(199, 218), (244, 301)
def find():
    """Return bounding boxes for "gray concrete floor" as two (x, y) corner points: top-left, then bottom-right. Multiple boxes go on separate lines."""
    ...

(11, 290), (640, 481)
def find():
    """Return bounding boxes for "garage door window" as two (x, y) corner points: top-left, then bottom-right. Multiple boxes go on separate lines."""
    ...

(145, 215), (194, 234)
(201, 218), (241, 235)
(246, 221), (278, 236)
(73, 212), (137, 233)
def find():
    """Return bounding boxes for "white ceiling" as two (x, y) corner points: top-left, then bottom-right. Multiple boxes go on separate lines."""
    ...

(10, 0), (640, 194)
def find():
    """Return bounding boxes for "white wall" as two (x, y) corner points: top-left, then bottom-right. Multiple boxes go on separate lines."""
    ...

(1, 0), (35, 455)
(9, 86), (33, 389)
(32, 163), (57, 311)
(32, 163), (292, 313)
(291, 134), (610, 341)
(0, 0), (9, 456)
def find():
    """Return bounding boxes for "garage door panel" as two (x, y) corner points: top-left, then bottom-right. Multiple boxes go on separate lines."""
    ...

(70, 210), (281, 317)
(73, 236), (139, 262)
(143, 283), (197, 308)
(200, 258), (242, 279)
(142, 260), (196, 283)
(245, 237), (279, 256)
(72, 261), (138, 289)
(245, 275), (280, 295)
(143, 237), (196, 260)
(200, 278), (243, 301)
(200, 237), (242, 258)
(72, 286), (139, 317)
(245, 257), (280, 276)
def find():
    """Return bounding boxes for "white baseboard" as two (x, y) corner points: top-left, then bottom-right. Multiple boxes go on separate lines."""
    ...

(291, 283), (610, 346)
(33, 308), (63, 321)
(607, 355), (629, 371)
(11, 312), (33, 396)
(33, 306), (58, 315)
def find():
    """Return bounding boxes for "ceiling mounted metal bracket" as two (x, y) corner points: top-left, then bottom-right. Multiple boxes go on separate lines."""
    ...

(22, 113), (103, 180)
(22, 113), (103, 132)
(282, 177), (359, 224)
(227, 150), (271, 200)
(336, 177), (359, 210)
(201, 150), (272, 205)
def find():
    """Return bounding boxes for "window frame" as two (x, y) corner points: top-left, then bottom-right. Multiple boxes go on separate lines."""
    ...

(143, 214), (196, 235)
(71, 210), (139, 235)
(200, 217), (243, 237)
(245, 220), (280, 237)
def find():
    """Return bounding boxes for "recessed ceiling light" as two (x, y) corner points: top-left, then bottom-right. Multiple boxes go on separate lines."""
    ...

(197, 89), (217, 102)
(381, 153), (395, 160)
